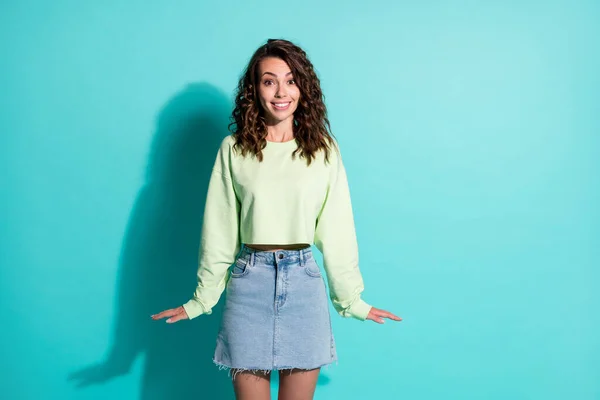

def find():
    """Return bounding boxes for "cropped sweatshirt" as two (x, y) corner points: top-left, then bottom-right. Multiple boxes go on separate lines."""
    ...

(182, 134), (372, 321)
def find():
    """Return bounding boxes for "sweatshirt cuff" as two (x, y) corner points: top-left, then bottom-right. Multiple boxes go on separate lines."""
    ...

(347, 298), (372, 321)
(182, 298), (209, 320)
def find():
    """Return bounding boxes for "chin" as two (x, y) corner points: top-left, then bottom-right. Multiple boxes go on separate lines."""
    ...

(268, 110), (295, 122)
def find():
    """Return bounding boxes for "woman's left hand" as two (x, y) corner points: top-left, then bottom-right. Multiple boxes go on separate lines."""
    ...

(366, 307), (402, 324)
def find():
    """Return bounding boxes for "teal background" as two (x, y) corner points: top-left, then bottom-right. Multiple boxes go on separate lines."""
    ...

(1, 1), (598, 399)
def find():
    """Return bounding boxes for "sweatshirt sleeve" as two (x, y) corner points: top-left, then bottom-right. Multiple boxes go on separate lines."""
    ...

(182, 138), (241, 319)
(314, 144), (372, 321)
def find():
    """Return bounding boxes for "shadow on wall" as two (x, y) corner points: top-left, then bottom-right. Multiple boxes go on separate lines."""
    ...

(68, 82), (235, 399)
(67, 81), (333, 399)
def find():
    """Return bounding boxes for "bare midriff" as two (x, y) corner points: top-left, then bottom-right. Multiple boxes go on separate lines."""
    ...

(244, 243), (310, 251)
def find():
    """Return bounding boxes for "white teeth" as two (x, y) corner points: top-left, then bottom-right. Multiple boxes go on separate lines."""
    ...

(274, 103), (290, 107)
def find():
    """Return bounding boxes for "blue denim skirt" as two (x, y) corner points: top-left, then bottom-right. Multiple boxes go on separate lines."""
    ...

(213, 244), (338, 375)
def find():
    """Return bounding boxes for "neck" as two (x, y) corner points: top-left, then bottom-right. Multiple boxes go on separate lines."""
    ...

(265, 116), (294, 142)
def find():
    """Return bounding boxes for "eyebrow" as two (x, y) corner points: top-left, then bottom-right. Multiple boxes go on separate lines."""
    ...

(261, 71), (293, 78)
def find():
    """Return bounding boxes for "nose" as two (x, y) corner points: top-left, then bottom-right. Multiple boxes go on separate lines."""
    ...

(275, 84), (287, 98)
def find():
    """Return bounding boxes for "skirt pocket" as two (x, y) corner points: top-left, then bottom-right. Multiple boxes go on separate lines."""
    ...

(303, 256), (322, 278)
(230, 256), (250, 278)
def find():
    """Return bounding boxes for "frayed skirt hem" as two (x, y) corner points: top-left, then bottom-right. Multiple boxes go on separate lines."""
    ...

(212, 358), (338, 380)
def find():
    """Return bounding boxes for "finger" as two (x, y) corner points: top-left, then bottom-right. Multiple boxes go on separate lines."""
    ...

(151, 308), (179, 320)
(166, 311), (187, 324)
(380, 310), (402, 321)
(372, 308), (402, 321)
(367, 314), (385, 324)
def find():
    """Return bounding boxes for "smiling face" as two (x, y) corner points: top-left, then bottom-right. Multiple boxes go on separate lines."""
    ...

(257, 57), (300, 126)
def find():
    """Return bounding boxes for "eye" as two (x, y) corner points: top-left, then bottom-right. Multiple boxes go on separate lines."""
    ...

(263, 80), (274, 86)
(288, 79), (296, 85)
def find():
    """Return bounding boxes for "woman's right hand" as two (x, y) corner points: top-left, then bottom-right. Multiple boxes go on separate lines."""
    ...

(151, 306), (189, 323)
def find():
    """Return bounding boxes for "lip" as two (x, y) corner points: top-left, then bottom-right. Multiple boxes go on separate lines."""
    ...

(271, 102), (291, 111)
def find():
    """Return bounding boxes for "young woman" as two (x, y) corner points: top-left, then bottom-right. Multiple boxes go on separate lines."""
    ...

(152, 38), (401, 400)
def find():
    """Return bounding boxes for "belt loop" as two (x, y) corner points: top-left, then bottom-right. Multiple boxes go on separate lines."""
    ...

(299, 248), (305, 267)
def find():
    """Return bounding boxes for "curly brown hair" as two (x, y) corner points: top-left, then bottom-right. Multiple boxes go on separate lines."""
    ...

(229, 38), (337, 166)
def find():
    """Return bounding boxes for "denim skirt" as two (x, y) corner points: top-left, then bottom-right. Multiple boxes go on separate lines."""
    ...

(213, 244), (337, 374)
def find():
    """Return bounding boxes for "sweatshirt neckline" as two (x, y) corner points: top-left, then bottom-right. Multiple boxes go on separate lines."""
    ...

(265, 137), (297, 147)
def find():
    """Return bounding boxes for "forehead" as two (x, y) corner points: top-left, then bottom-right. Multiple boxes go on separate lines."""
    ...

(258, 57), (292, 75)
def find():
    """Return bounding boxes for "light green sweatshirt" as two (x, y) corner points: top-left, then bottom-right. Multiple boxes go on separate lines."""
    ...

(182, 134), (372, 321)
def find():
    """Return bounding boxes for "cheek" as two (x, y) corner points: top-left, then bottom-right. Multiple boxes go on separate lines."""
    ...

(292, 89), (301, 108)
(257, 89), (270, 108)
(291, 86), (301, 99)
